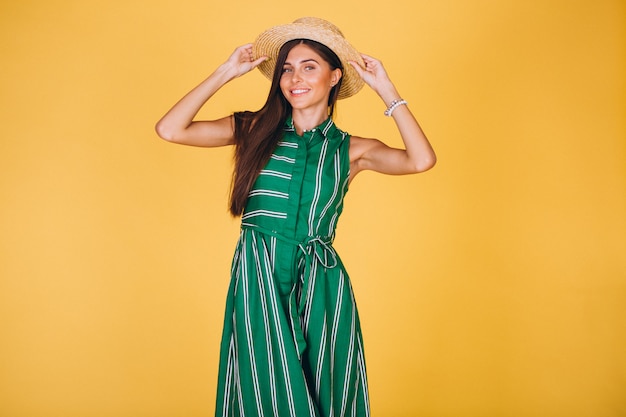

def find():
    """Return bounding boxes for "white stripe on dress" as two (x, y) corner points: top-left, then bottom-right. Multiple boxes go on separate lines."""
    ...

(248, 189), (289, 199)
(328, 175), (349, 238)
(340, 290), (357, 417)
(250, 233), (279, 416)
(242, 210), (287, 220)
(357, 336), (370, 416)
(277, 141), (298, 148)
(248, 231), (298, 417)
(308, 138), (329, 236)
(316, 149), (341, 235)
(271, 154), (296, 163)
(315, 313), (328, 401)
(259, 169), (292, 180)
(328, 270), (345, 414)
(240, 243), (264, 416)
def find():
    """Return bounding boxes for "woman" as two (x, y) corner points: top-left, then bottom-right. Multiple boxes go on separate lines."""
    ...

(156, 17), (435, 417)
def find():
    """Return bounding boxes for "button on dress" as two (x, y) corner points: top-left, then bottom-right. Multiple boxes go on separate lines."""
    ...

(215, 117), (370, 417)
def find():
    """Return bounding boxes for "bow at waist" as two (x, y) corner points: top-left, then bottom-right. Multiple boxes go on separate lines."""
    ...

(298, 235), (338, 269)
(241, 224), (337, 269)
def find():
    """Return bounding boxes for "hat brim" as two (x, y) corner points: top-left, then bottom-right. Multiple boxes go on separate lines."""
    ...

(252, 18), (364, 100)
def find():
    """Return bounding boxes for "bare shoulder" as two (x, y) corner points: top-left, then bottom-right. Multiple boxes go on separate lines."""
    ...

(349, 135), (386, 162)
(348, 135), (388, 181)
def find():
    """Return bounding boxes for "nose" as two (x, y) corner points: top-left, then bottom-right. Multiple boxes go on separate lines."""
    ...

(291, 68), (303, 83)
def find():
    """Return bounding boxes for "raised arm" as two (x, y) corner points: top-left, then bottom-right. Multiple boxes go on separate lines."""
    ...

(348, 54), (436, 180)
(155, 44), (267, 147)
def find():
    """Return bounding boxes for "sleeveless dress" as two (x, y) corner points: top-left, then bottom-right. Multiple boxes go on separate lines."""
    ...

(215, 117), (370, 417)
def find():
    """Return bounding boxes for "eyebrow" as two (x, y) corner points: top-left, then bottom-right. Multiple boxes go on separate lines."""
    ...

(283, 58), (320, 66)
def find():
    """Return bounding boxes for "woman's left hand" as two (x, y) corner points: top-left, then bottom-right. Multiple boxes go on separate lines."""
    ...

(349, 54), (394, 96)
(347, 53), (437, 179)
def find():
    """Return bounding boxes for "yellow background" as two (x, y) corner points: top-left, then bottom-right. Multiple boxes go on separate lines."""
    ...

(1, 0), (624, 416)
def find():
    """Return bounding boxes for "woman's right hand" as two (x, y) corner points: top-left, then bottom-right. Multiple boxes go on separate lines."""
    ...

(155, 43), (267, 147)
(222, 43), (268, 79)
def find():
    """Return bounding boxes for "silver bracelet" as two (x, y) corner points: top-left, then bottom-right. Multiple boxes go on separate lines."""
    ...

(384, 99), (408, 117)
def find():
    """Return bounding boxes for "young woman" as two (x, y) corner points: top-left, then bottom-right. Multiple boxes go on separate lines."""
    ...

(156, 17), (435, 417)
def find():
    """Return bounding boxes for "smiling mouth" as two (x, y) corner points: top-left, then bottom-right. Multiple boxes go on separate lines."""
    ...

(290, 88), (310, 95)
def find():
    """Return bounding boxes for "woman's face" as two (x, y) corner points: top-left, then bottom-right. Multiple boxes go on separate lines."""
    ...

(279, 43), (342, 112)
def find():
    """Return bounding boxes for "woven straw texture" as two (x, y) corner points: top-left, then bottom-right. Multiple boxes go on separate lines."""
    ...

(253, 17), (364, 100)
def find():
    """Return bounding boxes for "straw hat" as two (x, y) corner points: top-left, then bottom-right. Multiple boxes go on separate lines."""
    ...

(253, 17), (365, 100)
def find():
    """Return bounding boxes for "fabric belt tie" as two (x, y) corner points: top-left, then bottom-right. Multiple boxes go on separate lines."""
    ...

(241, 225), (338, 358)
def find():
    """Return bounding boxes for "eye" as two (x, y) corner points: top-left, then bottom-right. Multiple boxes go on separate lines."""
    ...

(281, 67), (293, 73)
(304, 65), (316, 71)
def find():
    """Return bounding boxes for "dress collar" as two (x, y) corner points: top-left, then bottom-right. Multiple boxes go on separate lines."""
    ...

(284, 116), (338, 140)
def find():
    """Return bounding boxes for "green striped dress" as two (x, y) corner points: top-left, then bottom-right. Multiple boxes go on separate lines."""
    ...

(215, 117), (370, 417)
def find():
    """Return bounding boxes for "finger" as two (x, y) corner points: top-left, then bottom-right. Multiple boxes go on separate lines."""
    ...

(252, 56), (268, 67)
(348, 61), (365, 77)
(234, 44), (252, 56)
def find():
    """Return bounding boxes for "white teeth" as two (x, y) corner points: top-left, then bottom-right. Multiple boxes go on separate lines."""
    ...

(292, 89), (309, 94)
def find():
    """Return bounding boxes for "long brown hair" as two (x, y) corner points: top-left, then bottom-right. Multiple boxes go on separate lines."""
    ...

(229, 39), (344, 216)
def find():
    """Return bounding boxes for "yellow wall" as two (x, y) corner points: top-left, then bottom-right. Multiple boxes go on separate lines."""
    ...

(1, 0), (624, 416)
